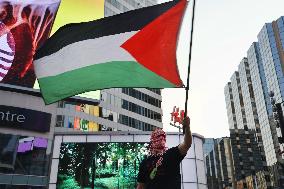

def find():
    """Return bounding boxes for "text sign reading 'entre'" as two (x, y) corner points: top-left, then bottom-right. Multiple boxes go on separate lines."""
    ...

(0, 105), (51, 132)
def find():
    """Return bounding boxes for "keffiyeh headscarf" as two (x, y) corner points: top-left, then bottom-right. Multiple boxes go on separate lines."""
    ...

(149, 128), (167, 156)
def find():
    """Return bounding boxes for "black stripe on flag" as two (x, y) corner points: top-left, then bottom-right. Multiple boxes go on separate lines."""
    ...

(35, 0), (181, 59)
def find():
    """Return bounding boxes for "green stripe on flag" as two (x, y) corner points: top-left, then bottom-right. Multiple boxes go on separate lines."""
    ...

(39, 61), (175, 104)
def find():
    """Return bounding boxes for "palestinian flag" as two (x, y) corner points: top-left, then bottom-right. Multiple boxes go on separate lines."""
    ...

(34, 0), (188, 104)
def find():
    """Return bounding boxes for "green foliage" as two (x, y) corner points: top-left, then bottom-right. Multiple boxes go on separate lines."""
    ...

(57, 174), (80, 189)
(57, 142), (149, 188)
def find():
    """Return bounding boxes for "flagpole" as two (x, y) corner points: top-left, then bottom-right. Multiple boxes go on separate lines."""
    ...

(184, 0), (196, 134)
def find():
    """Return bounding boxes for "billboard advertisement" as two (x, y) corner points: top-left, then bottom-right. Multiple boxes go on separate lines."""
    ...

(0, 0), (60, 87)
(57, 142), (149, 189)
(50, 133), (207, 189)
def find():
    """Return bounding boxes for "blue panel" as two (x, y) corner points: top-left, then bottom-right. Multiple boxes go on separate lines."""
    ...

(0, 174), (12, 184)
(277, 17), (284, 27)
(12, 175), (28, 185)
(267, 24), (273, 33)
(27, 176), (44, 185)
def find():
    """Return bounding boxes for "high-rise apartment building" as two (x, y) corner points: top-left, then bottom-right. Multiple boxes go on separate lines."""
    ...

(205, 142), (221, 189)
(247, 42), (284, 187)
(229, 72), (243, 129)
(225, 16), (284, 188)
(220, 138), (235, 189)
(230, 128), (268, 189)
(247, 42), (276, 166)
(257, 16), (284, 163)
(224, 59), (270, 188)
(225, 82), (236, 130)
(101, 0), (163, 131)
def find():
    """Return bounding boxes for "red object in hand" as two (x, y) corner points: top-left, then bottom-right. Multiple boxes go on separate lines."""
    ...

(171, 106), (185, 125)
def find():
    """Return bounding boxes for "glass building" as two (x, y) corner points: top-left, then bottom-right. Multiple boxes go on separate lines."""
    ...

(230, 71), (246, 130)
(205, 137), (235, 189)
(204, 138), (218, 157)
(225, 82), (237, 130)
(229, 128), (268, 189)
(238, 58), (268, 183)
(247, 42), (276, 166)
(224, 59), (270, 188)
(256, 16), (284, 187)
(257, 16), (284, 163)
(225, 16), (284, 188)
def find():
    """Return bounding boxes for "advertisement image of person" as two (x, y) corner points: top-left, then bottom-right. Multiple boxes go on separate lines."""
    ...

(136, 116), (192, 189)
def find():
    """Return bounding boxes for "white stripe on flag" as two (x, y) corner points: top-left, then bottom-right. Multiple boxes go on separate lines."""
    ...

(34, 31), (138, 79)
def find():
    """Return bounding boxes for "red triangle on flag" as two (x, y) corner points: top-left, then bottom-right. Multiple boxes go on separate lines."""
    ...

(121, 0), (187, 87)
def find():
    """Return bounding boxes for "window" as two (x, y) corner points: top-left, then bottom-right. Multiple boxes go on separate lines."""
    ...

(0, 133), (50, 177)
(56, 115), (64, 127)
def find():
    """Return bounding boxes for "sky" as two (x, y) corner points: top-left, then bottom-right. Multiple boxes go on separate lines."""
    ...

(40, 0), (284, 138)
(159, 0), (284, 138)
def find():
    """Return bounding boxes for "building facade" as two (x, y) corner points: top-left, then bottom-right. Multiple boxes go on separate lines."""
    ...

(247, 42), (276, 167)
(0, 86), (209, 189)
(204, 138), (220, 157)
(224, 61), (270, 188)
(0, 84), (142, 188)
(230, 128), (268, 189)
(257, 17), (284, 168)
(204, 138), (220, 189)
(205, 137), (235, 189)
(0, 86), (57, 188)
(224, 16), (284, 188)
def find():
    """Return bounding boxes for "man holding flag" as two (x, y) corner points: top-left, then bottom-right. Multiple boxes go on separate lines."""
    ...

(137, 116), (192, 189)
(32, 0), (195, 187)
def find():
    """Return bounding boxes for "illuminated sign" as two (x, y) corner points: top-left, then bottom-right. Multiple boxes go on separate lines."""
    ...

(0, 105), (51, 132)
(17, 137), (48, 153)
(0, 133), (50, 173)
(74, 104), (100, 131)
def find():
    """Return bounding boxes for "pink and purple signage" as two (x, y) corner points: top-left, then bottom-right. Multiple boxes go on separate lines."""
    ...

(17, 137), (48, 153)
